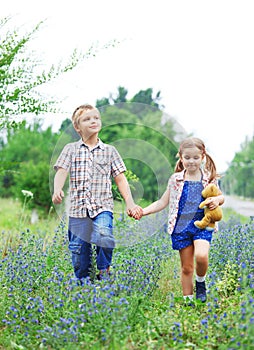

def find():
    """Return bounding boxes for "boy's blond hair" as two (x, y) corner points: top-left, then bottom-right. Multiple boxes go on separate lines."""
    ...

(71, 104), (99, 128)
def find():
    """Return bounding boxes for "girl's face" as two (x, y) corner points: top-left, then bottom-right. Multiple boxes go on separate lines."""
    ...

(75, 109), (102, 137)
(180, 147), (204, 173)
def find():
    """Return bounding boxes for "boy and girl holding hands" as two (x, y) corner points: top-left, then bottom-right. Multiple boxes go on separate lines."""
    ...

(53, 104), (224, 303)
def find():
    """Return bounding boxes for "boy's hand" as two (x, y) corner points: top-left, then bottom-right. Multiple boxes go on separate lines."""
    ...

(127, 205), (143, 220)
(52, 190), (64, 204)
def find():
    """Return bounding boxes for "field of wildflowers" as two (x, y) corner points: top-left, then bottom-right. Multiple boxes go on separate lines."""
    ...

(0, 212), (253, 350)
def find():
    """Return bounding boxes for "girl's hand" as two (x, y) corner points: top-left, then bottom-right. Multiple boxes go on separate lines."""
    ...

(127, 205), (143, 220)
(207, 196), (220, 210)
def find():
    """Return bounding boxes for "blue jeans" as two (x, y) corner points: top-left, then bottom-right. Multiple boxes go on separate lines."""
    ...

(68, 212), (114, 279)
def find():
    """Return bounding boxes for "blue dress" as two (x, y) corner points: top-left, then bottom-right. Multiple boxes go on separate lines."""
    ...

(173, 181), (204, 234)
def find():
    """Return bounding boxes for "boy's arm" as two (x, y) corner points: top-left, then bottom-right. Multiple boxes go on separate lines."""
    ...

(114, 173), (143, 217)
(142, 188), (170, 216)
(52, 168), (68, 204)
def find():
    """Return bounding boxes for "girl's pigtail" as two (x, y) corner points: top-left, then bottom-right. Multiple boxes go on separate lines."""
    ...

(204, 153), (218, 182)
(174, 158), (184, 173)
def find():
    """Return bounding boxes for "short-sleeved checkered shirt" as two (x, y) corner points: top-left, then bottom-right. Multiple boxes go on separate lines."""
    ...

(54, 139), (126, 218)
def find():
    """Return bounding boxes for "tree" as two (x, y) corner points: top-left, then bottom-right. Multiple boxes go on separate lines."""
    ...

(131, 88), (161, 108)
(111, 86), (128, 103)
(0, 15), (119, 200)
(0, 16), (114, 131)
(95, 95), (180, 200)
(0, 121), (58, 211)
(221, 135), (254, 198)
(57, 90), (181, 202)
(0, 83), (184, 211)
(13, 160), (53, 212)
(96, 86), (163, 110)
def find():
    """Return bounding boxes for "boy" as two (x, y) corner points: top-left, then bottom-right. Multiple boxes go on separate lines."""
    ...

(52, 104), (142, 282)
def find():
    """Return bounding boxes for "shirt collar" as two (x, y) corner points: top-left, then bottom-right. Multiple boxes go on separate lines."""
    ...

(77, 138), (105, 150)
(175, 168), (210, 182)
(175, 169), (185, 181)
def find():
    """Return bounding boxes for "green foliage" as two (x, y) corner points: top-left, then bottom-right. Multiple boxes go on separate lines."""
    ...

(0, 121), (58, 211)
(112, 86), (128, 103)
(131, 87), (161, 108)
(215, 261), (239, 297)
(1, 80), (183, 211)
(55, 91), (182, 204)
(222, 135), (254, 198)
(98, 101), (179, 200)
(13, 161), (52, 211)
(0, 16), (111, 131)
(0, 19), (53, 129)
(96, 87), (128, 108)
(96, 86), (162, 110)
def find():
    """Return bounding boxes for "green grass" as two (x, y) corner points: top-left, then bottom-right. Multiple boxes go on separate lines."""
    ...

(222, 207), (250, 224)
(0, 198), (22, 231)
(0, 197), (249, 232)
(0, 197), (60, 233)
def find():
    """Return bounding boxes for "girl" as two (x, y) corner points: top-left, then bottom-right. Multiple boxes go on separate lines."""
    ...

(134, 137), (224, 302)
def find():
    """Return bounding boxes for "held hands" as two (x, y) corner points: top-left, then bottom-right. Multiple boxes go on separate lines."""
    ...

(127, 205), (143, 220)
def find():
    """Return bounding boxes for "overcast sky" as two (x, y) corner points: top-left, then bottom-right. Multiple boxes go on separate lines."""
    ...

(2, 0), (254, 173)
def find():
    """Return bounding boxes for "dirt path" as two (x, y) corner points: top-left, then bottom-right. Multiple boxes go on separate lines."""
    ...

(223, 195), (254, 217)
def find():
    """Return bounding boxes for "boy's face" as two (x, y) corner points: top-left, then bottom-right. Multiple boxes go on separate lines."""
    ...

(74, 109), (102, 137)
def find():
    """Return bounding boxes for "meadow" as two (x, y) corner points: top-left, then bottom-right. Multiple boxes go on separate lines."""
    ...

(0, 198), (253, 350)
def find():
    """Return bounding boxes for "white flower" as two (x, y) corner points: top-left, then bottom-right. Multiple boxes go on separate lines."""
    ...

(21, 190), (34, 198)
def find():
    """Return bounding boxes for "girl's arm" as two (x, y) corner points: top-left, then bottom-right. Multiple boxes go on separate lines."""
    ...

(52, 168), (68, 204)
(142, 188), (170, 216)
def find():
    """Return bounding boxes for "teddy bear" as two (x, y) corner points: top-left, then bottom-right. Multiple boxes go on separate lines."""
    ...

(194, 183), (223, 230)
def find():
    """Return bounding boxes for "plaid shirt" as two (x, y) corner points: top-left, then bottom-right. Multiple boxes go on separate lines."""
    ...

(54, 139), (126, 218)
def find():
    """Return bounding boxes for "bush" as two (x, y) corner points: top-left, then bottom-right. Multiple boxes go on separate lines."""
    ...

(13, 160), (52, 213)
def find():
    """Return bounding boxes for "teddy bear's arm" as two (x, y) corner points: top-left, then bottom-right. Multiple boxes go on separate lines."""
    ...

(199, 198), (209, 209)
